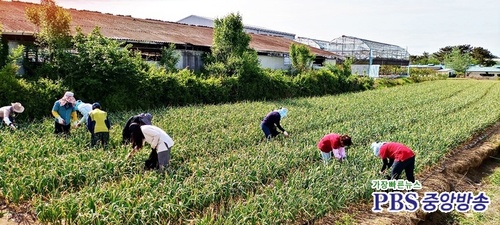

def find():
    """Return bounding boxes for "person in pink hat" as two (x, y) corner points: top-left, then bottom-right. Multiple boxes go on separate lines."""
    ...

(0, 102), (25, 130)
(51, 91), (78, 135)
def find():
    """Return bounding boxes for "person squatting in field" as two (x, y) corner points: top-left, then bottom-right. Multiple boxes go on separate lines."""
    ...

(87, 102), (111, 149)
(51, 91), (78, 135)
(127, 123), (174, 171)
(0, 102), (24, 131)
(75, 100), (93, 128)
(371, 142), (416, 183)
(317, 133), (352, 163)
(122, 112), (153, 145)
(260, 108), (289, 141)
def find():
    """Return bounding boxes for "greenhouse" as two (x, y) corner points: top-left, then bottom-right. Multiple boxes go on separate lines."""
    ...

(296, 35), (410, 66)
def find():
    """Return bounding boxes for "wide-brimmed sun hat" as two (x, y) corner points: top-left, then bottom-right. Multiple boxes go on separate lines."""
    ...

(278, 108), (288, 119)
(11, 102), (24, 113)
(64, 91), (74, 97)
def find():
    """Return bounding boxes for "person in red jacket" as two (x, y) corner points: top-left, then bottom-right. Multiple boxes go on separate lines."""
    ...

(371, 142), (416, 182)
(317, 133), (352, 163)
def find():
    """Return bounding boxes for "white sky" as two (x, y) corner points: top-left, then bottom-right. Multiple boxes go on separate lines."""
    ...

(18, 0), (500, 56)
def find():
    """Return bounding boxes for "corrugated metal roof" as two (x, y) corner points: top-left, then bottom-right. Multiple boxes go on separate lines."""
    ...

(466, 66), (500, 72)
(0, 1), (339, 58)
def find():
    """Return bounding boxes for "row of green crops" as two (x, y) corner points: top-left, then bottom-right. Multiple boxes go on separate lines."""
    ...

(0, 79), (499, 224)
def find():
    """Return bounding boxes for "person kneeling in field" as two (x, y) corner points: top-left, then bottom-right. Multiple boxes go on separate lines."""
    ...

(87, 103), (111, 149)
(371, 142), (416, 183)
(127, 123), (174, 171)
(0, 102), (24, 131)
(317, 133), (352, 163)
(260, 107), (289, 141)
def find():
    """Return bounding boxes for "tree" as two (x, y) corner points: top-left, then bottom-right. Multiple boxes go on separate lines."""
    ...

(410, 52), (440, 65)
(25, 0), (72, 63)
(433, 45), (495, 66)
(471, 47), (496, 66)
(433, 45), (472, 63)
(159, 43), (180, 73)
(444, 47), (474, 75)
(205, 13), (260, 78)
(58, 27), (148, 110)
(289, 43), (315, 74)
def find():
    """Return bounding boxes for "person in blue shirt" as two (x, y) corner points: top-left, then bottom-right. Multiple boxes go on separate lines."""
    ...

(51, 91), (77, 135)
(260, 108), (289, 141)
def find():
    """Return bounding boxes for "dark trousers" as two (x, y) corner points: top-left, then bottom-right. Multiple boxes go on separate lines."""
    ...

(91, 132), (109, 148)
(391, 156), (416, 182)
(144, 148), (159, 170)
(260, 123), (280, 140)
(54, 122), (71, 135)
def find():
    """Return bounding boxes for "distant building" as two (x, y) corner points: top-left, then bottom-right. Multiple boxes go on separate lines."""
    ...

(0, 1), (338, 75)
(466, 66), (500, 79)
(297, 35), (410, 77)
(407, 64), (444, 70)
(177, 15), (296, 40)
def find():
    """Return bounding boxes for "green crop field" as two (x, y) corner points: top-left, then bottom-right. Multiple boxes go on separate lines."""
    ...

(1, 79), (499, 224)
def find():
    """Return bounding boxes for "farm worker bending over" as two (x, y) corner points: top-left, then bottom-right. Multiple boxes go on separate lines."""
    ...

(0, 102), (24, 130)
(260, 108), (289, 141)
(51, 91), (77, 135)
(317, 133), (352, 163)
(127, 124), (174, 171)
(122, 113), (153, 145)
(371, 142), (416, 183)
(75, 100), (93, 127)
(87, 102), (111, 148)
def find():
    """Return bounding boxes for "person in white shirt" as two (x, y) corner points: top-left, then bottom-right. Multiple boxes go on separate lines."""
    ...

(0, 102), (24, 130)
(74, 100), (93, 127)
(126, 124), (174, 171)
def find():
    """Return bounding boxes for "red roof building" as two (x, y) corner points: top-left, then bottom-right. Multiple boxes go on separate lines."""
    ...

(0, 1), (340, 71)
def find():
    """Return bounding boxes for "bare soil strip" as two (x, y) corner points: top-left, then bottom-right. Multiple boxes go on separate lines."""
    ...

(314, 121), (500, 225)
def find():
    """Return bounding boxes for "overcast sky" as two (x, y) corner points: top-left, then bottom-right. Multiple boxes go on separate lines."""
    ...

(18, 0), (500, 56)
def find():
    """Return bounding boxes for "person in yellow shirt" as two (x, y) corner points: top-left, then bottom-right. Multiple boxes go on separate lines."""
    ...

(87, 102), (111, 148)
(51, 91), (78, 135)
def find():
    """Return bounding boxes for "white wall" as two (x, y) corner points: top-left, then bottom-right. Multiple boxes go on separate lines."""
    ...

(324, 59), (336, 65)
(258, 55), (289, 70)
(351, 64), (380, 78)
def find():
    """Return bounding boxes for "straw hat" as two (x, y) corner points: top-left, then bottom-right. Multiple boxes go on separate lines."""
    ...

(11, 102), (24, 113)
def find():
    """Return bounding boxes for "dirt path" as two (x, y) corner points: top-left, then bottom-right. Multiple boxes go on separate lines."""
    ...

(314, 122), (500, 225)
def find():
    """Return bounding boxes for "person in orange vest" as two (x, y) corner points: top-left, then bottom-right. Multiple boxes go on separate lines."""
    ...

(371, 142), (416, 182)
(87, 102), (111, 149)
